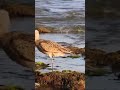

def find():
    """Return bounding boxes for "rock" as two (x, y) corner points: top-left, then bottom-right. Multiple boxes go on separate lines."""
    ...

(36, 26), (52, 33)
(86, 48), (120, 76)
(35, 62), (49, 70)
(4, 4), (34, 17)
(86, 48), (120, 66)
(35, 71), (85, 90)
(86, 48), (106, 66)
(67, 46), (85, 55)
(1, 31), (35, 69)
(105, 51), (120, 64)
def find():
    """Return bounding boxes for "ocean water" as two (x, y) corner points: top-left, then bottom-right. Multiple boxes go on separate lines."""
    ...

(86, 17), (120, 90)
(86, 18), (120, 52)
(0, 48), (34, 90)
(35, 0), (85, 73)
(0, 0), (85, 89)
(35, 0), (85, 28)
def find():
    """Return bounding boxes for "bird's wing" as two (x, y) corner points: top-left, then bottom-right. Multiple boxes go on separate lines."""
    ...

(38, 40), (71, 53)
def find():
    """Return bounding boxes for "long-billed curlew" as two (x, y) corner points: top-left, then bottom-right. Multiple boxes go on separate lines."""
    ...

(0, 10), (34, 69)
(35, 30), (72, 71)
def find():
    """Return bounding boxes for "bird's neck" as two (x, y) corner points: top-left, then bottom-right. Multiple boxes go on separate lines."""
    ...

(35, 33), (40, 42)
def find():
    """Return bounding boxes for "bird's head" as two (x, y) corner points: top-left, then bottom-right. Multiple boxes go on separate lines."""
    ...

(35, 29), (40, 41)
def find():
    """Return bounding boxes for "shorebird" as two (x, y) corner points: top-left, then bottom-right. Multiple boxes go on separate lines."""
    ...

(35, 30), (72, 70)
(0, 10), (34, 69)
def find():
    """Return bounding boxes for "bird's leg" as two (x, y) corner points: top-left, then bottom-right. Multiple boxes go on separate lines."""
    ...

(51, 57), (54, 72)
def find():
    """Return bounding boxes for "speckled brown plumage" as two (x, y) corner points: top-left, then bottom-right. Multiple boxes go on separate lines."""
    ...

(35, 30), (71, 58)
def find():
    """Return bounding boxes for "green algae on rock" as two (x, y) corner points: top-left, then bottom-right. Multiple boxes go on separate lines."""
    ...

(86, 68), (109, 76)
(67, 55), (81, 59)
(35, 62), (49, 70)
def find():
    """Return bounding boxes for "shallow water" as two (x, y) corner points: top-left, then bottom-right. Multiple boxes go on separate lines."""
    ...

(35, 0), (85, 29)
(86, 19), (120, 89)
(86, 19), (120, 52)
(0, 49), (34, 90)
(10, 17), (34, 33)
(35, 0), (85, 73)
(87, 74), (120, 90)
(35, 33), (85, 73)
